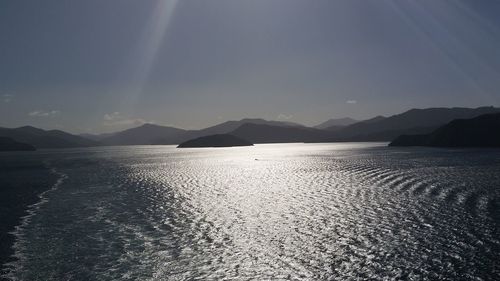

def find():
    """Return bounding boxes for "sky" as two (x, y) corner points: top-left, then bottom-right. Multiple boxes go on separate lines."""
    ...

(1, 0), (500, 133)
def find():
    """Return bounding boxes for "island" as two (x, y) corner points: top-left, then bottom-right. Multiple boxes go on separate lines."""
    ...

(0, 137), (36, 151)
(389, 113), (500, 147)
(177, 134), (254, 148)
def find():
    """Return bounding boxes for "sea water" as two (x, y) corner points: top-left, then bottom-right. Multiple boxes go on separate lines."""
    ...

(2, 143), (500, 280)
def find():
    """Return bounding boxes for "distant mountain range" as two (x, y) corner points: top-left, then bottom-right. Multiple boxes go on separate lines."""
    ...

(314, 117), (359, 130)
(99, 124), (187, 145)
(192, 118), (305, 136)
(325, 106), (500, 141)
(390, 113), (500, 147)
(0, 126), (98, 149)
(2, 106), (499, 149)
(96, 118), (304, 145)
(177, 134), (254, 148)
(231, 123), (331, 143)
(0, 137), (36, 151)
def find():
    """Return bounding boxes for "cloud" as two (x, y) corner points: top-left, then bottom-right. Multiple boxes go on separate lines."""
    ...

(277, 113), (293, 120)
(346, 100), (357, 104)
(104, 112), (121, 121)
(2, 94), (13, 103)
(29, 110), (60, 117)
(102, 112), (154, 127)
(103, 118), (149, 127)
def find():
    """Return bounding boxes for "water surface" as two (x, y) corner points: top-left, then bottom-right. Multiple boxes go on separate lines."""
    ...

(2, 143), (500, 280)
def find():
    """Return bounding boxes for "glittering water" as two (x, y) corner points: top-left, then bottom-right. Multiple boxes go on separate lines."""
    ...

(2, 143), (500, 280)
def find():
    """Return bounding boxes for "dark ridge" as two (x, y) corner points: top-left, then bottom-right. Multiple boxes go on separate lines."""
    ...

(100, 123), (187, 145)
(100, 119), (304, 145)
(231, 123), (331, 143)
(389, 134), (431, 147)
(177, 134), (253, 148)
(3, 106), (500, 147)
(329, 106), (500, 141)
(389, 113), (500, 147)
(0, 137), (36, 151)
(79, 132), (115, 142)
(72, 106), (500, 145)
(0, 126), (99, 149)
(314, 117), (359, 130)
(176, 119), (306, 144)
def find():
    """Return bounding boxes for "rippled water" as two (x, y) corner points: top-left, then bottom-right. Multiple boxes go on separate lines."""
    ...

(2, 143), (500, 280)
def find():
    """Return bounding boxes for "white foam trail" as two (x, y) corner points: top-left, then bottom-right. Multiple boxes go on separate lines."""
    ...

(2, 165), (67, 280)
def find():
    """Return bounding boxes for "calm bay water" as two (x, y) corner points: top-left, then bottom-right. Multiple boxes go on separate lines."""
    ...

(2, 143), (500, 280)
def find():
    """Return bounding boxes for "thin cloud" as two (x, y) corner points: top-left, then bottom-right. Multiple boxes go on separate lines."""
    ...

(103, 118), (149, 127)
(102, 112), (154, 127)
(104, 112), (122, 121)
(29, 110), (60, 117)
(346, 100), (357, 104)
(277, 114), (293, 120)
(2, 94), (13, 103)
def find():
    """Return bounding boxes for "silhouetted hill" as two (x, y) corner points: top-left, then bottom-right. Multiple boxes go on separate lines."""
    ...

(177, 134), (253, 148)
(104, 119), (306, 145)
(332, 126), (437, 142)
(45, 130), (99, 147)
(328, 107), (500, 141)
(314, 117), (358, 130)
(101, 123), (187, 145)
(79, 132), (115, 141)
(8, 107), (499, 147)
(322, 116), (386, 132)
(0, 126), (99, 149)
(390, 113), (500, 147)
(231, 123), (331, 143)
(185, 118), (305, 138)
(0, 137), (36, 151)
(359, 115), (387, 124)
(15, 126), (47, 135)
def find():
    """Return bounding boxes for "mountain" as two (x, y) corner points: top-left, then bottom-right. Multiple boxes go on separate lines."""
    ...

(314, 117), (358, 130)
(358, 115), (386, 124)
(177, 134), (253, 148)
(79, 132), (115, 141)
(230, 123), (331, 143)
(5, 107), (499, 147)
(389, 113), (500, 147)
(100, 123), (187, 145)
(177, 118), (305, 143)
(103, 119), (306, 145)
(322, 116), (386, 132)
(0, 137), (36, 151)
(328, 106), (500, 141)
(0, 126), (99, 149)
(186, 118), (305, 138)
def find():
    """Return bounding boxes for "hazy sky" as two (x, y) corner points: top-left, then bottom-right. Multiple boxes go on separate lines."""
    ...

(1, 0), (500, 133)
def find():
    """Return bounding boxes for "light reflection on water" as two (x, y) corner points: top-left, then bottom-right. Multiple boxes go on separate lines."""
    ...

(4, 143), (500, 280)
